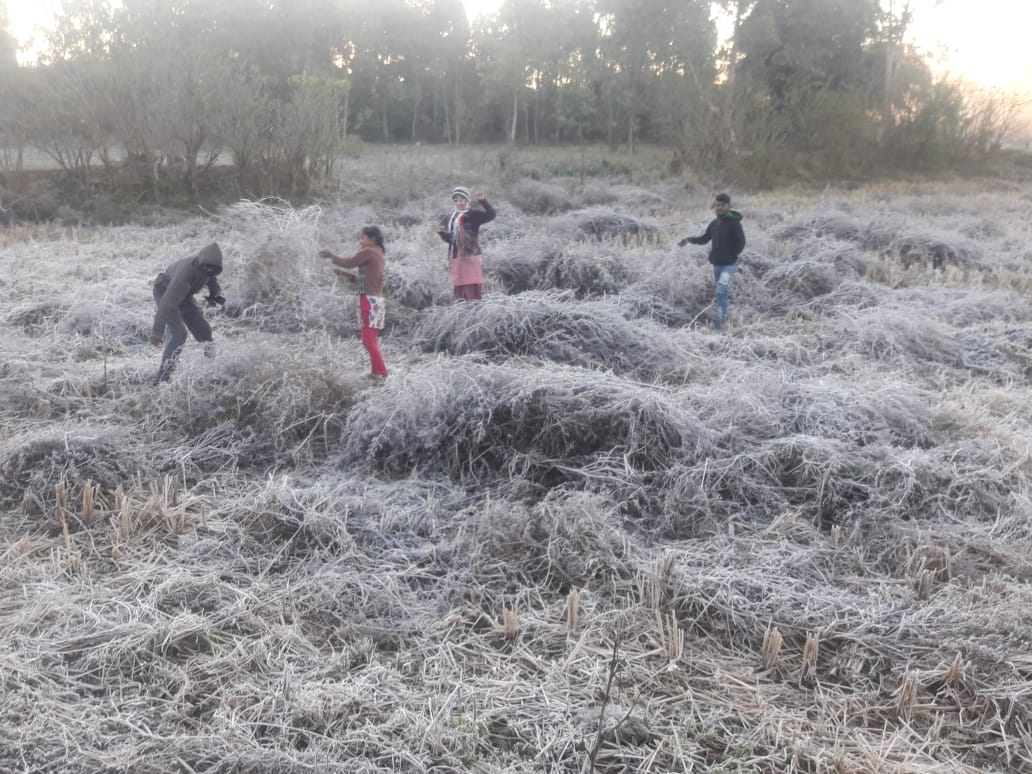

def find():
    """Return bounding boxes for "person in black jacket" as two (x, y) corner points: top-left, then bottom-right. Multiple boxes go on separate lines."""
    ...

(149, 242), (225, 383)
(679, 193), (745, 330)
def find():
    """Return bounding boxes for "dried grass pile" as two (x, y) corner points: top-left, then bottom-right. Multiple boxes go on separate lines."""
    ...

(651, 369), (1022, 533)
(218, 199), (322, 304)
(338, 361), (708, 489)
(382, 250), (452, 312)
(617, 254), (714, 326)
(572, 208), (659, 244)
(820, 307), (1011, 376)
(507, 178), (574, 214)
(764, 258), (843, 299)
(213, 199), (365, 334)
(449, 490), (638, 591)
(3, 168), (1032, 773)
(0, 427), (143, 510)
(410, 291), (687, 379)
(149, 336), (364, 471)
(776, 209), (985, 271)
(490, 244), (636, 297)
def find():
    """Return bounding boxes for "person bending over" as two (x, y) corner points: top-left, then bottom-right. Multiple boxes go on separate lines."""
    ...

(149, 242), (225, 384)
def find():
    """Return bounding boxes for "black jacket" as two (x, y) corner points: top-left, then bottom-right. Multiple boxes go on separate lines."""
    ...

(438, 198), (496, 260)
(683, 210), (745, 266)
(151, 242), (223, 338)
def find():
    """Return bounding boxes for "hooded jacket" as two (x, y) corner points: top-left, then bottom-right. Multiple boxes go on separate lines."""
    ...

(685, 210), (745, 266)
(151, 242), (223, 338)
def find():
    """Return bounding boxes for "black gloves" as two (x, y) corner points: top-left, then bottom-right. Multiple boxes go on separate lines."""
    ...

(205, 294), (226, 308)
(678, 237), (690, 247)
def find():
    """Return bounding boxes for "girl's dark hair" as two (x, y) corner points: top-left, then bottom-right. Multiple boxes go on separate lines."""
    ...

(361, 226), (385, 251)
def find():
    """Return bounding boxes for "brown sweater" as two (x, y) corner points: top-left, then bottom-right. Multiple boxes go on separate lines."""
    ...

(334, 246), (385, 296)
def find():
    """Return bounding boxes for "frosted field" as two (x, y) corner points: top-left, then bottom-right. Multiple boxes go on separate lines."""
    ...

(2, 152), (1032, 772)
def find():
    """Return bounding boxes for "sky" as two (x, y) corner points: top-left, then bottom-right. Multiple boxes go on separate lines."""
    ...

(7, 0), (1032, 96)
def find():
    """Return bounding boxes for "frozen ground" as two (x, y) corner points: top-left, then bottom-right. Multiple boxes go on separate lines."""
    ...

(2, 153), (1032, 772)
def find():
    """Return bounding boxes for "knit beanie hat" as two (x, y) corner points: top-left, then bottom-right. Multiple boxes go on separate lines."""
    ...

(451, 186), (472, 204)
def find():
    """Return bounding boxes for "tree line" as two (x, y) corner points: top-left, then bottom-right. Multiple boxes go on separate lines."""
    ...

(0, 0), (1024, 201)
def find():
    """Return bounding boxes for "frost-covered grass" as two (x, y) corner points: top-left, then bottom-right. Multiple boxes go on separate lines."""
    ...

(2, 155), (1032, 772)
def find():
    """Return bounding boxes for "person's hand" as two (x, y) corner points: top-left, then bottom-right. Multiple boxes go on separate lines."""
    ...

(475, 190), (486, 200)
(678, 237), (690, 247)
(318, 249), (336, 260)
(149, 334), (163, 347)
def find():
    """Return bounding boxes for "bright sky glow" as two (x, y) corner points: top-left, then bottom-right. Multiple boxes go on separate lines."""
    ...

(8, 0), (1032, 97)
(909, 0), (1032, 92)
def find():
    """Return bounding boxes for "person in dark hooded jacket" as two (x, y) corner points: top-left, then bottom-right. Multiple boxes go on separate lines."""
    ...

(149, 242), (225, 383)
(678, 193), (745, 330)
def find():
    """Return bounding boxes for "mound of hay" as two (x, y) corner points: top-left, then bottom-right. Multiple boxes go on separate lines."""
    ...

(6, 300), (68, 336)
(575, 181), (619, 207)
(212, 199), (374, 333)
(450, 490), (638, 590)
(765, 259), (842, 299)
(897, 287), (1032, 326)
(217, 200), (322, 304)
(663, 430), (1016, 535)
(574, 209), (659, 244)
(507, 179), (574, 215)
(876, 226), (984, 270)
(383, 252), (452, 312)
(0, 428), (143, 509)
(617, 255), (713, 327)
(805, 281), (886, 314)
(490, 247), (636, 298)
(775, 211), (864, 242)
(787, 236), (869, 276)
(777, 210), (984, 271)
(151, 338), (363, 465)
(820, 308), (1009, 376)
(338, 362), (710, 487)
(410, 291), (688, 379)
(59, 293), (154, 346)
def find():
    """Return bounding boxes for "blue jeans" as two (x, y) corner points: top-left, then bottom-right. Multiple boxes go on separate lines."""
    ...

(712, 264), (736, 329)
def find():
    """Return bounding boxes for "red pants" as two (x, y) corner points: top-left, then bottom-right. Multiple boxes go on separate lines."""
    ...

(360, 294), (388, 377)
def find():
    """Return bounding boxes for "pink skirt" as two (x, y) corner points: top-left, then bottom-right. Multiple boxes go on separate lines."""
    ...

(449, 253), (484, 286)
(453, 284), (483, 301)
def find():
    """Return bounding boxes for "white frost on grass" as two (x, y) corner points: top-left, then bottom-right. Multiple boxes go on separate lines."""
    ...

(1, 166), (1032, 772)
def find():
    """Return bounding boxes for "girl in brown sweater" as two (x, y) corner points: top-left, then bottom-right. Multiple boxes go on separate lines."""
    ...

(319, 226), (389, 379)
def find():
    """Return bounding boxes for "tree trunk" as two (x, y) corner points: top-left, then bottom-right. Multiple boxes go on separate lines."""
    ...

(554, 79), (563, 144)
(606, 92), (617, 152)
(411, 82), (422, 140)
(342, 88), (350, 137)
(509, 92), (518, 144)
(454, 71), (462, 145)
(721, 1), (748, 160)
